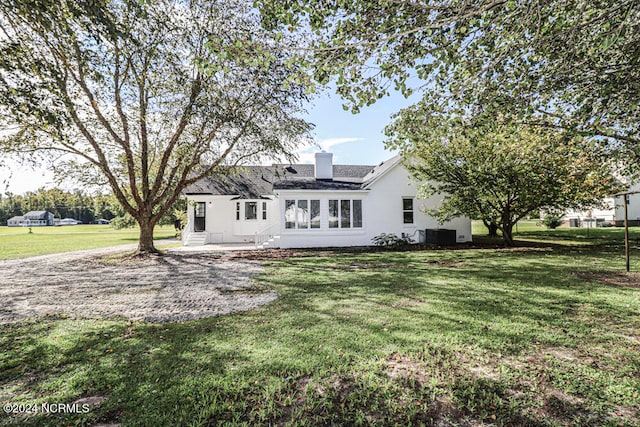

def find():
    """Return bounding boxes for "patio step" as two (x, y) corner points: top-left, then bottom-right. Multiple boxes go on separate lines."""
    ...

(185, 232), (207, 246)
(260, 235), (281, 249)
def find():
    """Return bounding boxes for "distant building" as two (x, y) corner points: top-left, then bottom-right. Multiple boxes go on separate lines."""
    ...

(7, 216), (25, 227)
(614, 183), (640, 226)
(562, 198), (616, 228)
(7, 211), (55, 227)
(56, 218), (81, 226)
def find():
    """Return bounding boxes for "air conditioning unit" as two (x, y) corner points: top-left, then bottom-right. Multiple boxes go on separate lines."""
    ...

(425, 229), (456, 245)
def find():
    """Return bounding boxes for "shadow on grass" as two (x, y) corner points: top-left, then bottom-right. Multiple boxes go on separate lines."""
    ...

(262, 249), (638, 350)
(1, 244), (639, 426)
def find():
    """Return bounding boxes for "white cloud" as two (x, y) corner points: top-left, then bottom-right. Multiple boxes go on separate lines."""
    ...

(296, 137), (363, 164)
(317, 137), (363, 151)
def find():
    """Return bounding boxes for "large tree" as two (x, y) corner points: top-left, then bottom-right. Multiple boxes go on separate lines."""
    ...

(0, 0), (311, 253)
(258, 1), (640, 152)
(386, 107), (621, 246)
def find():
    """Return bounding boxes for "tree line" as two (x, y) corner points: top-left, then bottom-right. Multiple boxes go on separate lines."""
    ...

(0, 188), (185, 228)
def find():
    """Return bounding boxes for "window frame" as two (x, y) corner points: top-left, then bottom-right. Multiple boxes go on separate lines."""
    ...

(285, 199), (296, 229)
(402, 197), (414, 224)
(329, 199), (363, 229)
(285, 198), (321, 229)
(310, 199), (321, 229)
(245, 201), (257, 220)
(328, 199), (339, 228)
(340, 199), (351, 228)
(297, 200), (309, 229)
(353, 199), (362, 228)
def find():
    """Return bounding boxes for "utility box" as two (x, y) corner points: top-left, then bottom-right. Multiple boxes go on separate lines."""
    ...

(417, 229), (426, 244)
(426, 229), (456, 245)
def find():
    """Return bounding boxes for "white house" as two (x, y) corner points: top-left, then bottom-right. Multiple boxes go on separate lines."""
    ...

(7, 216), (25, 227)
(182, 153), (472, 248)
(7, 211), (55, 227)
(614, 182), (640, 226)
(562, 198), (616, 227)
(560, 181), (640, 227)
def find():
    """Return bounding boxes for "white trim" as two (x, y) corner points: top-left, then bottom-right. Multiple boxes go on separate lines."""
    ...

(281, 230), (366, 236)
(361, 155), (403, 189)
(276, 189), (370, 193)
(244, 201), (259, 221)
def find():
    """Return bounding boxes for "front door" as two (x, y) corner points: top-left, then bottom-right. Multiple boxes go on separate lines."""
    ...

(194, 202), (206, 232)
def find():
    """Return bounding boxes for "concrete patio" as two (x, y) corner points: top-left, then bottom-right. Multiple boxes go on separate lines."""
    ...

(169, 242), (258, 252)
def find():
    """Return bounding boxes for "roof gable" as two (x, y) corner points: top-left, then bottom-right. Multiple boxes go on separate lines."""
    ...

(361, 154), (404, 188)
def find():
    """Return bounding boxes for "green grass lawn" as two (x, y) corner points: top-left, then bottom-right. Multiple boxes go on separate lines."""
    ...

(472, 219), (543, 235)
(1, 228), (639, 426)
(474, 220), (640, 248)
(0, 225), (178, 260)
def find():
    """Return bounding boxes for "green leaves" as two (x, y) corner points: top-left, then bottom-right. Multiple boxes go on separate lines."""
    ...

(388, 105), (621, 246)
(254, 0), (640, 160)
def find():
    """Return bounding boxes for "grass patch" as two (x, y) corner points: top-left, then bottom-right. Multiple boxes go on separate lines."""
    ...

(1, 228), (639, 426)
(0, 225), (177, 260)
(474, 219), (640, 248)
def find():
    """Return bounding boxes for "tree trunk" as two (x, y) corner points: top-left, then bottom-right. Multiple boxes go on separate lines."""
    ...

(481, 219), (499, 237)
(502, 224), (515, 247)
(137, 218), (158, 254)
(487, 222), (499, 237)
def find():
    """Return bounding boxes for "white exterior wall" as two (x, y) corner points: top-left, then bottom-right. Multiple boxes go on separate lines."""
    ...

(186, 195), (278, 243)
(615, 183), (640, 223)
(564, 198), (616, 223)
(364, 164), (472, 244)
(275, 164), (472, 249)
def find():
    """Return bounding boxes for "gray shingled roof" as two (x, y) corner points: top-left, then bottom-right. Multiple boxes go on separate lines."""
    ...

(24, 211), (51, 219)
(184, 166), (275, 199)
(277, 164), (377, 180)
(273, 178), (364, 190)
(183, 156), (402, 197)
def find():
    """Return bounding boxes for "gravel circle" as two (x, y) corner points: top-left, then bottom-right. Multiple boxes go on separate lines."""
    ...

(0, 247), (275, 323)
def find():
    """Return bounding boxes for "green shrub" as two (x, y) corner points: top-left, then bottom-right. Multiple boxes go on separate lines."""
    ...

(371, 233), (414, 247)
(542, 213), (563, 229)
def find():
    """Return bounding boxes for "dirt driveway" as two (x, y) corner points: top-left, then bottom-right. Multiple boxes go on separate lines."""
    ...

(0, 246), (275, 323)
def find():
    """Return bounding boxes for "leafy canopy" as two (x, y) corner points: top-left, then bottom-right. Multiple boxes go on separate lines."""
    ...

(257, 1), (640, 150)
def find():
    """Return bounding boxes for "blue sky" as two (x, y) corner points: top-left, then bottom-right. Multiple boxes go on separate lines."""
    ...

(0, 89), (416, 195)
(298, 88), (416, 166)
